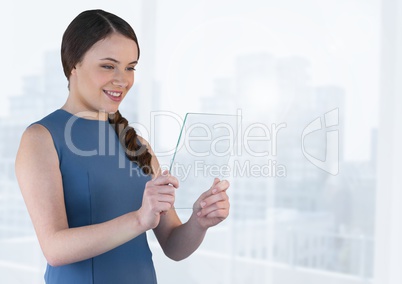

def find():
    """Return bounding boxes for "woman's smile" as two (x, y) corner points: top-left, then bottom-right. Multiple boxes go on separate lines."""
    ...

(103, 89), (123, 102)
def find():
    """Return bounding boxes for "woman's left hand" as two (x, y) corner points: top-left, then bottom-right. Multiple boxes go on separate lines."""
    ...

(193, 178), (230, 230)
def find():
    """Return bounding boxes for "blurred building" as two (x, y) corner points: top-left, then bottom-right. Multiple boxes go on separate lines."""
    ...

(196, 52), (374, 279)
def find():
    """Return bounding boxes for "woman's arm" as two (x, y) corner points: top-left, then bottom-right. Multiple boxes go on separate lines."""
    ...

(139, 137), (230, 261)
(15, 125), (174, 267)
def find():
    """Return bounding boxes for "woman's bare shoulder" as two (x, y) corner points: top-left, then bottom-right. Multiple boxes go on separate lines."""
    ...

(16, 123), (58, 167)
(23, 123), (52, 139)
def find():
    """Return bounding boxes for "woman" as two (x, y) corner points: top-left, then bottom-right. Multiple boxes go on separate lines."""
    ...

(15, 9), (230, 283)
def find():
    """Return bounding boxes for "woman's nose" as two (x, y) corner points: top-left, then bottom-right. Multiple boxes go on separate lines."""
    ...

(112, 71), (129, 88)
(112, 80), (128, 88)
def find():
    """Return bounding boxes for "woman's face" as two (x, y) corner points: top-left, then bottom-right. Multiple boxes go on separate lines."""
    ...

(69, 33), (138, 117)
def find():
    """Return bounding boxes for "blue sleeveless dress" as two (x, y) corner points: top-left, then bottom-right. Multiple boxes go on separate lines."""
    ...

(34, 109), (157, 284)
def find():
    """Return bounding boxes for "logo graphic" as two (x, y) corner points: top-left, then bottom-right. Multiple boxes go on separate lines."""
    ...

(301, 108), (339, 175)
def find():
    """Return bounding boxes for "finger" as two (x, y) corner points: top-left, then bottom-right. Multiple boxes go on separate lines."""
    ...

(197, 201), (229, 217)
(156, 193), (175, 203)
(147, 197), (174, 210)
(153, 175), (179, 188)
(205, 209), (229, 219)
(144, 183), (176, 197)
(203, 177), (221, 196)
(153, 185), (177, 195)
(200, 192), (228, 209)
(211, 179), (230, 194)
(211, 177), (220, 187)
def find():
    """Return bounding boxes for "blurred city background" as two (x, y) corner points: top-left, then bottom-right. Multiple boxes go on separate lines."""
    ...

(1, 0), (401, 283)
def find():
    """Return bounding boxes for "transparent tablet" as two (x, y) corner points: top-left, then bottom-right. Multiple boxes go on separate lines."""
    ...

(169, 113), (240, 209)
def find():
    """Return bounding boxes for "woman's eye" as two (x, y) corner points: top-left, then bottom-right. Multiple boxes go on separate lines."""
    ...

(127, 67), (136, 71)
(101, 65), (114, 70)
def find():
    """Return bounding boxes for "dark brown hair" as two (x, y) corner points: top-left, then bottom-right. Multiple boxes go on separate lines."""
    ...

(61, 9), (153, 175)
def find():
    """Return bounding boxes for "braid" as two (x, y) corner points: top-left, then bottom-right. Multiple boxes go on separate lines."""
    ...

(108, 111), (153, 175)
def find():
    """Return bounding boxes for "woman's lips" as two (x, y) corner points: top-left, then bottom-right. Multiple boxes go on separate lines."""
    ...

(103, 90), (123, 102)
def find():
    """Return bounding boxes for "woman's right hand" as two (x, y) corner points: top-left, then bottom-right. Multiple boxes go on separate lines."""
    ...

(138, 170), (179, 230)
